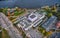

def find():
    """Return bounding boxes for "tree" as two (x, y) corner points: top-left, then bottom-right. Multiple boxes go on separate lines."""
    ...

(47, 13), (53, 18)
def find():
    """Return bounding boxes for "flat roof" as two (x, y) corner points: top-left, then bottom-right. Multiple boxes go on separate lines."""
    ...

(42, 16), (57, 29)
(30, 14), (36, 19)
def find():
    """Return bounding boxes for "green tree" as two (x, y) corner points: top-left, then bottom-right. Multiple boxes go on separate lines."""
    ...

(47, 13), (53, 18)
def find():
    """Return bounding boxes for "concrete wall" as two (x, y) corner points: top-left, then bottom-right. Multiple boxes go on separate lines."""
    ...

(0, 0), (60, 8)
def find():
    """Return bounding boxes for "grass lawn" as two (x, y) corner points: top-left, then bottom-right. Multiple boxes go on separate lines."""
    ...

(2, 29), (10, 38)
(0, 27), (10, 38)
(11, 10), (27, 23)
(0, 26), (2, 38)
(9, 10), (25, 22)
(14, 10), (24, 16)
(0, 32), (2, 38)
(14, 11), (21, 16)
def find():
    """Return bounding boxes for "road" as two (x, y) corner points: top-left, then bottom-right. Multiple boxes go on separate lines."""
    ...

(25, 28), (43, 38)
(0, 13), (22, 38)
